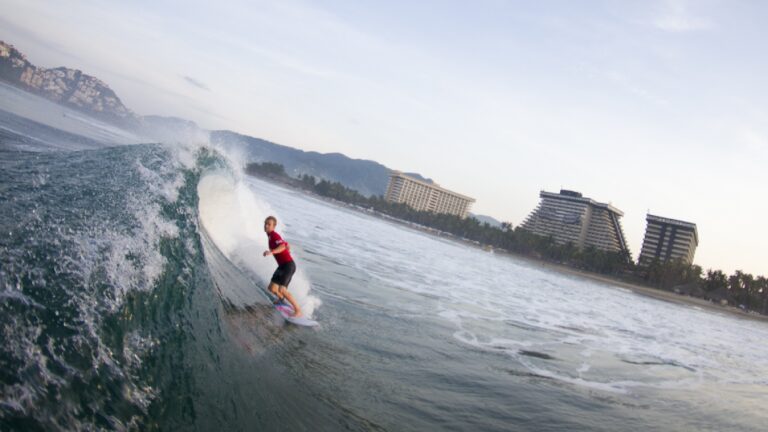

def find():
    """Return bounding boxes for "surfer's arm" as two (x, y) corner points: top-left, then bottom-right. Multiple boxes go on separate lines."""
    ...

(266, 243), (288, 255)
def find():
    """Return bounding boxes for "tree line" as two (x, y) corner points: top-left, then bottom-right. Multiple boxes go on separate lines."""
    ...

(245, 162), (768, 315)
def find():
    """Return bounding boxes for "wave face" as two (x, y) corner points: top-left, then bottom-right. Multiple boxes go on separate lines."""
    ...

(0, 143), (202, 430)
(0, 139), (330, 431)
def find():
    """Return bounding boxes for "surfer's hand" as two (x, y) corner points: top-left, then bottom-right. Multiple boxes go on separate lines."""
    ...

(263, 250), (271, 257)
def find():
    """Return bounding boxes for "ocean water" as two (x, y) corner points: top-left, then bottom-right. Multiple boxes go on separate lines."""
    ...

(0, 82), (143, 148)
(1, 124), (767, 431)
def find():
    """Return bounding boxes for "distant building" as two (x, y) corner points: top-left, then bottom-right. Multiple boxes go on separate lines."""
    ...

(384, 171), (475, 218)
(638, 214), (698, 265)
(520, 189), (631, 256)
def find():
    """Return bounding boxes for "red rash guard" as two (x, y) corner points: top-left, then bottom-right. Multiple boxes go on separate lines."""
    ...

(268, 231), (293, 265)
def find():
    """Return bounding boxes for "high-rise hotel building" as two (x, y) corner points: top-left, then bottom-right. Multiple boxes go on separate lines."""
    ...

(384, 171), (475, 218)
(520, 189), (631, 256)
(638, 214), (698, 265)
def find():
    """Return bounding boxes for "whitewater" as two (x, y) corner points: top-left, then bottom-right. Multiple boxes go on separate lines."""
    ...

(1, 94), (767, 430)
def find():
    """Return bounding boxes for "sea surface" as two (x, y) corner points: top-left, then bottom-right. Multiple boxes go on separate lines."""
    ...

(1, 113), (768, 431)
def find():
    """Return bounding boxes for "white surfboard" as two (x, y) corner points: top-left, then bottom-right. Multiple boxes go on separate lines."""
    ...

(275, 303), (319, 327)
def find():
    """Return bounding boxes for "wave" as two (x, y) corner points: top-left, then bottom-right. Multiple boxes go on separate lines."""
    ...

(0, 132), (320, 430)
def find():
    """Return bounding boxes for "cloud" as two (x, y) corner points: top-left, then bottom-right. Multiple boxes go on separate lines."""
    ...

(182, 75), (210, 91)
(653, 0), (713, 32)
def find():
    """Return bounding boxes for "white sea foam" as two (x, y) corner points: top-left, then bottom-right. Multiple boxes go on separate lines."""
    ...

(197, 172), (321, 316)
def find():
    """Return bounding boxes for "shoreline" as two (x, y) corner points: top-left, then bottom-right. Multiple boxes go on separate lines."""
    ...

(246, 173), (768, 325)
(501, 251), (768, 324)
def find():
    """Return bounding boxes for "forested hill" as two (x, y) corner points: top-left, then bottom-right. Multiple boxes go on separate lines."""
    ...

(211, 130), (431, 197)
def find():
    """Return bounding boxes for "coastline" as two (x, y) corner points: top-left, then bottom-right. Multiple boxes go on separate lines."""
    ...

(502, 251), (768, 324)
(246, 173), (768, 325)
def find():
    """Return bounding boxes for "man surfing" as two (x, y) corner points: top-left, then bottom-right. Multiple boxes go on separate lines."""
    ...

(262, 216), (302, 317)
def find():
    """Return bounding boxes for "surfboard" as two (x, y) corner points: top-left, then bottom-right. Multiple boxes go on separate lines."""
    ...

(275, 303), (319, 327)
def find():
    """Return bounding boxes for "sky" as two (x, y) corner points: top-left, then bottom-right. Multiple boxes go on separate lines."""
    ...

(2, 0), (767, 275)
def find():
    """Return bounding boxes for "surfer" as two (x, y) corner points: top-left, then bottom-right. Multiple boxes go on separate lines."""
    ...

(262, 216), (302, 317)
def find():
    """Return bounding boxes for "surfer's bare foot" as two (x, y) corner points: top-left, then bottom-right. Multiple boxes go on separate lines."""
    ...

(280, 288), (302, 318)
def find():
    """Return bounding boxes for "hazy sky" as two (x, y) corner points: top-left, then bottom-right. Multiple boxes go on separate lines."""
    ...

(2, 0), (767, 274)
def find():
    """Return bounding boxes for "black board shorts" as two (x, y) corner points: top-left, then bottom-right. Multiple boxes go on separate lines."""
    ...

(271, 261), (296, 287)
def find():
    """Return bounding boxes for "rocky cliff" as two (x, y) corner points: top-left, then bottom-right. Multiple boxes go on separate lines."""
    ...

(0, 41), (139, 128)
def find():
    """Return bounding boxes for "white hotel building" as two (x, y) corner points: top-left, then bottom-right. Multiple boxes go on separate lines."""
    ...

(521, 189), (631, 256)
(384, 171), (475, 218)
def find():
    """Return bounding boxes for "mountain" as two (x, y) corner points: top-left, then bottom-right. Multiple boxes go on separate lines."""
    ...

(211, 131), (436, 197)
(212, 130), (404, 196)
(471, 213), (503, 228)
(0, 41), (139, 128)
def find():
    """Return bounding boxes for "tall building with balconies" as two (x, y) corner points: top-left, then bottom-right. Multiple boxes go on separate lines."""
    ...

(520, 189), (630, 256)
(384, 171), (475, 218)
(638, 214), (698, 265)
